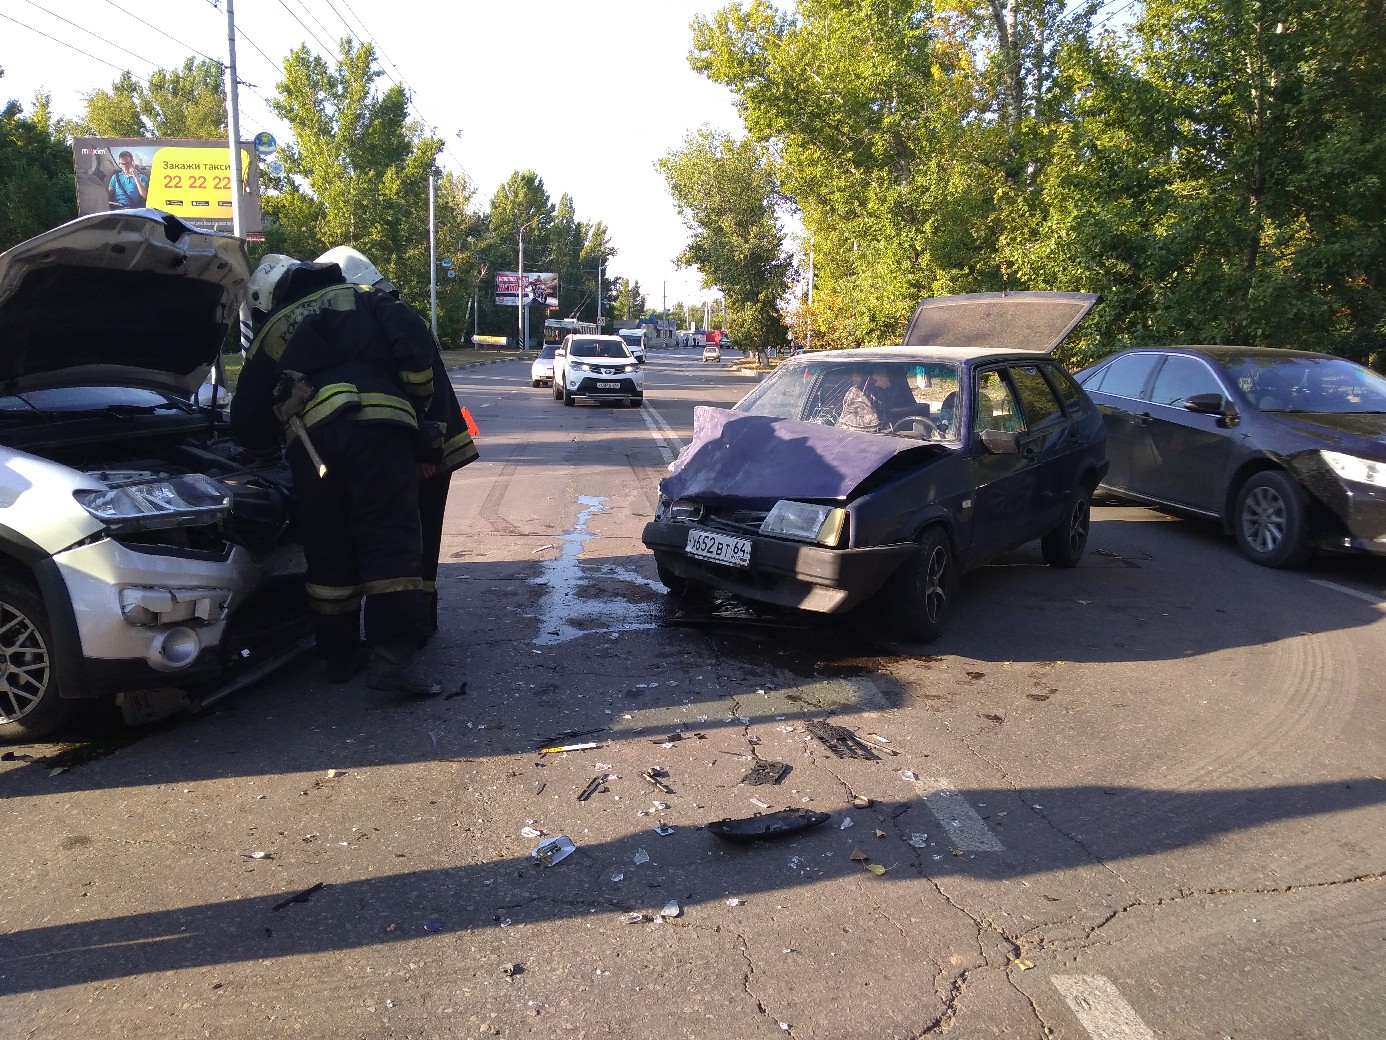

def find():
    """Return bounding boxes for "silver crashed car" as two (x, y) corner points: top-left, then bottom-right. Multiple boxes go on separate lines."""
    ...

(0, 210), (309, 740)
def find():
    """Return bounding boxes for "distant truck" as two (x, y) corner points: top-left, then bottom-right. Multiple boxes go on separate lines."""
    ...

(616, 327), (647, 362)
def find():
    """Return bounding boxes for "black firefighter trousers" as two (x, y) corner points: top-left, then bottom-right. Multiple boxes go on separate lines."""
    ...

(288, 419), (431, 661)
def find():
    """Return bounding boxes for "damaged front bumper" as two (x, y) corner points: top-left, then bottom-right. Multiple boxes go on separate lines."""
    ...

(642, 520), (914, 613)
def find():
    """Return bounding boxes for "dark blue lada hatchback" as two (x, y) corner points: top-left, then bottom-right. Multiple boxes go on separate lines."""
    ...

(642, 292), (1109, 641)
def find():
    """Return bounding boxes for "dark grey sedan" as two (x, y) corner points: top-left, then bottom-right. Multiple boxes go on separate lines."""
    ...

(1075, 346), (1386, 566)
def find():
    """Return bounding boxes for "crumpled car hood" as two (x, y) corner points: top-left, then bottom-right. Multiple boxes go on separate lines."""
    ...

(661, 406), (950, 509)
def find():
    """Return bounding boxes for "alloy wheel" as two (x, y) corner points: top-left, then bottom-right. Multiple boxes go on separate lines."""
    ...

(0, 602), (51, 723)
(1241, 485), (1287, 554)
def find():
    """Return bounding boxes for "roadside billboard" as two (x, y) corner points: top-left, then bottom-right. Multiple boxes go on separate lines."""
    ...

(71, 137), (263, 237)
(495, 271), (558, 308)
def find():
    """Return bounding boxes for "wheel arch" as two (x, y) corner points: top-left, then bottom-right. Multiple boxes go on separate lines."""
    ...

(0, 531), (94, 701)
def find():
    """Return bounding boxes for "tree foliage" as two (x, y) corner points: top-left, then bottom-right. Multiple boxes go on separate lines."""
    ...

(659, 127), (790, 361)
(691, 0), (1386, 365)
(0, 76), (76, 249)
(79, 59), (228, 138)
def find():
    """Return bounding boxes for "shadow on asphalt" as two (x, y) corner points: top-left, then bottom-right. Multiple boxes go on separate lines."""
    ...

(0, 777), (1381, 995)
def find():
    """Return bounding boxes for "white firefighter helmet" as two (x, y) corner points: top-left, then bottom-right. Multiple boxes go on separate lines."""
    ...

(316, 245), (389, 289)
(247, 253), (298, 313)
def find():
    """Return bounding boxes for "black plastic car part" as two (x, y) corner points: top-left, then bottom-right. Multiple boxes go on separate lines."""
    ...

(707, 808), (831, 841)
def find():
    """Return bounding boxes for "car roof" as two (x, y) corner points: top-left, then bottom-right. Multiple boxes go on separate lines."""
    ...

(776, 345), (1067, 366)
(1099, 345), (1346, 363)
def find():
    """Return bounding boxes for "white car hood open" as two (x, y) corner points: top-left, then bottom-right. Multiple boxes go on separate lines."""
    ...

(0, 209), (250, 396)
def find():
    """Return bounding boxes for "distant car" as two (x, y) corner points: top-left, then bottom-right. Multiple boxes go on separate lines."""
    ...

(552, 334), (644, 407)
(531, 342), (558, 387)
(1075, 345), (1386, 567)
(616, 328), (647, 363)
(0, 209), (308, 740)
(643, 291), (1108, 642)
(702, 343), (721, 363)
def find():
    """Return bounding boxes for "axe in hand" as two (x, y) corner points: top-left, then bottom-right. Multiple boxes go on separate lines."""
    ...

(272, 371), (328, 478)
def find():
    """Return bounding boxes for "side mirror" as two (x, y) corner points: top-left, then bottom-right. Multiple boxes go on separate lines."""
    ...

(1184, 392), (1239, 426)
(1183, 393), (1225, 414)
(555, 347), (566, 357)
(980, 429), (1021, 455)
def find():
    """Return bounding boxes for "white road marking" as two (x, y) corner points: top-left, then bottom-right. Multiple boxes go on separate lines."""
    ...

(1051, 975), (1156, 1040)
(1309, 579), (1384, 608)
(911, 778), (1005, 852)
(639, 402), (683, 463)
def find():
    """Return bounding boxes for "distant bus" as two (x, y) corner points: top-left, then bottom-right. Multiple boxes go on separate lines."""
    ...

(544, 318), (599, 345)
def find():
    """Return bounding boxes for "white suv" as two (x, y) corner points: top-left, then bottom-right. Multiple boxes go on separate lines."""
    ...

(552, 335), (644, 407)
(0, 210), (309, 740)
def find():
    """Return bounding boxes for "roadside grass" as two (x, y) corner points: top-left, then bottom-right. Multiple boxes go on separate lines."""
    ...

(218, 346), (533, 391)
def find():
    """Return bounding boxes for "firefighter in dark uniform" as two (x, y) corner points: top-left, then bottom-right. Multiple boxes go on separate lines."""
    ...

(316, 246), (479, 630)
(231, 253), (443, 695)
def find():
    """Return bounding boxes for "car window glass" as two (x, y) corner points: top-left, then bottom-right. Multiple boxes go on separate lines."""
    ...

(1149, 355), (1223, 406)
(1043, 365), (1083, 409)
(1089, 353), (1159, 400)
(1008, 364), (1064, 427)
(1218, 355), (1386, 414)
(975, 369), (1024, 433)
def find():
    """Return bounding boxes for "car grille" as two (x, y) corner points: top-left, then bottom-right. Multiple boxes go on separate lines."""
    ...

(701, 507), (770, 535)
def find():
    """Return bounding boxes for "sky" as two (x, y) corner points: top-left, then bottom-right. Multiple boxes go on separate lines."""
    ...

(0, 0), (747, 308)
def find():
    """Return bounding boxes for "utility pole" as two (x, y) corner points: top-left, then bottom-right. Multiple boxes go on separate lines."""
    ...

(596, 256), (603, 330)
(806, 238), (814, 352)
(428, 172), (438, 336)
(223, 0), (250, 352)
(517, 226), (524, 351)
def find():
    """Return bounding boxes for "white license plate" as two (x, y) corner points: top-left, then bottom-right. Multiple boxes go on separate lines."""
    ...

(596, 381), (620, 389)
(686, 529), (751, 567)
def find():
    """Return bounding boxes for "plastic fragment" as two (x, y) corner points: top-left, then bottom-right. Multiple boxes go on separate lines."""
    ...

(424, 917), (444, 933)
(909, 833), (929, 848)
(531, 835), (576, 867)
(853, 795), (872, 807)
(725, 898), (745, 907)
(900, 769), (919, 781)
(839, 817), (854, 830)
(633, 849), (650, 865)
(654, 822), (674, 836)
(502, 962), (524, 976)
(661, 901), (681, 918)
(620, 913), (645, 924)
(326, 768), (344, 778)
(520, 826), (543, 839)
(874, 829), (886, 839)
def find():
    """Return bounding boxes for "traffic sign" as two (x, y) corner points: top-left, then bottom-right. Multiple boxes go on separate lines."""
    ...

(253, 132), (277, 156)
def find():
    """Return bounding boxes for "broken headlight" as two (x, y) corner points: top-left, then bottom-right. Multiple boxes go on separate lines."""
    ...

(74, 474), (233, 534)
(761, 501), (846, 546)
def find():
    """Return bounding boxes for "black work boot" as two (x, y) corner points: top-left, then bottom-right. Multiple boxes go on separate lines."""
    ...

(366, 642), (442, 697)
(324, 645), (371, 684)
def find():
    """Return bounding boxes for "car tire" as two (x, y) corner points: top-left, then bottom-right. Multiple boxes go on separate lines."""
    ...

(879, 525), (954, 643)
(1234, 470), (1314, 568)
(532, 379), (541, 388)
(0, 577), (71, 742)
(629, 396), (644, 408)
(562, 385), (575, 407)
(1041, 488), (1091, 568)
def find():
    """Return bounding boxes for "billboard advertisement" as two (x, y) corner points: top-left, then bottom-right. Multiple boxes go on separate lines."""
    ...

(495, 271), (558, 308)
(72, 137), (264, 237)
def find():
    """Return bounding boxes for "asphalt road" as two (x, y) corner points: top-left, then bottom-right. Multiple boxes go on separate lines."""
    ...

(2, 346), (1383, 1039)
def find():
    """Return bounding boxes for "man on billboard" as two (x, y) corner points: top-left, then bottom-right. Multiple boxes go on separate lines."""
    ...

(107, 150), (149, 209)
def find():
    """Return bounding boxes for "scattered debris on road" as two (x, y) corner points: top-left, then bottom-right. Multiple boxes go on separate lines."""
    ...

(708, 808), (831, 841)
(271, 881), (325, 911)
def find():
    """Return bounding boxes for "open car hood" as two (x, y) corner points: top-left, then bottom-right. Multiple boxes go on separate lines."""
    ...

(0, 209), (249, 396)
(903, 291), (1099, 353)
(661, 407), (949, 508)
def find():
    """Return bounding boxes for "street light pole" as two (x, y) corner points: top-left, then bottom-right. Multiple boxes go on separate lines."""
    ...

(517, 226), (524, 350)
(596, 257), (603, 330)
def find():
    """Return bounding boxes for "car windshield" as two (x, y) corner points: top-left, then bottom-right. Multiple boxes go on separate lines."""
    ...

(570, 340), (631, 360)
(1218, 355), (1386, 414)
(537, 344), (558, 359)
(735, 359), (963, 439)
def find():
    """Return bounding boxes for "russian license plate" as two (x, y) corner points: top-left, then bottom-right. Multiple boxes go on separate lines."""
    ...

(686, 528), (751, 567)
(596, 381), (620, 389)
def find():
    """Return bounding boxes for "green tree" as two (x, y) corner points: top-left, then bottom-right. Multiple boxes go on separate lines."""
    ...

(613, 277), (647, 321)
(261, 39), (444, 328)
(659, 127), (790, 362)
(0, 78), (76, 249)
(79, 59), (228, 137)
